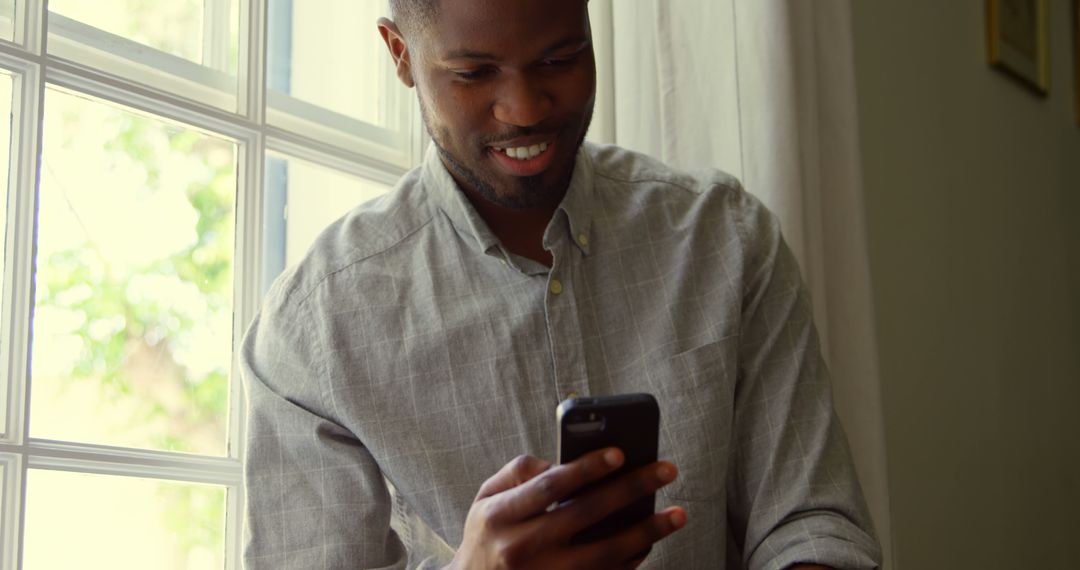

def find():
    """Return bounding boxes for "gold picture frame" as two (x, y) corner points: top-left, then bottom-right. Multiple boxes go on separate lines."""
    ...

(986, 0), (1050, 95)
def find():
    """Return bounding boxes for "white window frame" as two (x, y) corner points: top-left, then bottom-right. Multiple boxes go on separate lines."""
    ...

(0, 0), (614, 567)
(0, 1), (422, 568)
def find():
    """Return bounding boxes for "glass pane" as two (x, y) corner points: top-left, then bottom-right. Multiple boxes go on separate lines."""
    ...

(24, 469), (226, 569)
(30, 88), (237, 456)
(263, 154), (389, 290)
(0, 72), (12, 432)
(48, 0), (241, 111)
(0, 0), (15, 42)
(51, 0), (207, 63)
(267, 0), (398, 128)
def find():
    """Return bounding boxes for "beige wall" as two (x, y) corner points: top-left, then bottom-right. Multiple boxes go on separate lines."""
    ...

(851, 1), (1080, 568)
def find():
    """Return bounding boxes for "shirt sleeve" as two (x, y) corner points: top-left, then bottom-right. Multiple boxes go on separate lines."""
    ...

(727, 190), (883, 570)
(241, 289), (411, 569)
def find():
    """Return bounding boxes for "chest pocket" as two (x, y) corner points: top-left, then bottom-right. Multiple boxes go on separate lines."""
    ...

(645, 338), (737, 501)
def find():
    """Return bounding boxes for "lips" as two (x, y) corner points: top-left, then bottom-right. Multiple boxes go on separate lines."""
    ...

(487, 137), (557, 177)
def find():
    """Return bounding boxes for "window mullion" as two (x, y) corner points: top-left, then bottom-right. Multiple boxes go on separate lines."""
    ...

(224, 1), (268, 568)
(265, 131), (405, 187)
(240, 0), (266, 124)
(43, 58), (256, 141)
(0, 55), (40, 450)
(225, 128), (261, 570)
(13, 0), (44, 54)
(5, 2), (48, 567)
(204, 0), (233, 73)
(23, 440), (241, 486)
(0, 452), (21, 570)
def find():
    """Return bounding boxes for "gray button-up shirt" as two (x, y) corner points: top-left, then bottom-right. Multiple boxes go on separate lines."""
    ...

(242, 143), (882, 569)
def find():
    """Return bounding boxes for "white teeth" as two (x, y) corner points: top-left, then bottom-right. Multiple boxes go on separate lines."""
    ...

(497, 142), (550, 161)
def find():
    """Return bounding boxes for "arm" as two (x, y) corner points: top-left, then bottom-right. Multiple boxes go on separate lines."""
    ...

(727, 192), (882, 569)
(241, 293), (410, 569)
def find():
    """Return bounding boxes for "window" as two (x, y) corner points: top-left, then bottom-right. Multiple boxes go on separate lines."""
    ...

(0, 0), (614, 566)
(0, 1), (414, 567)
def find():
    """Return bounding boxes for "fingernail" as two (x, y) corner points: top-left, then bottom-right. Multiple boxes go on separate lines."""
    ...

(604, 449), (622, 467)
(669, 510), (686, 529)
(657, 464), (675, 482)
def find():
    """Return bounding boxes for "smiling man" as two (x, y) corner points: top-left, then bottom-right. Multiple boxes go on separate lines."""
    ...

(241, 0), (882, 569)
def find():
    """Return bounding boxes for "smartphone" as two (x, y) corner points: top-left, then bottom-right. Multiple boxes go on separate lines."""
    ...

(556, 393), (660, 553)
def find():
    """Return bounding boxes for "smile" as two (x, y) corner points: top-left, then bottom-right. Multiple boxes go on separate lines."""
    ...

(492, 142), (549, 161)
(487, 138), (558, 177)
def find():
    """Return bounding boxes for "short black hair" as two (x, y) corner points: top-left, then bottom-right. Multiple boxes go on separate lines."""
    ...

(388, 0), (439, 33)
(390, 0), (590, 34)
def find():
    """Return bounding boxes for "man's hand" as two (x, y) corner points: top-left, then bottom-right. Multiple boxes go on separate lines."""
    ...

(446, 448), (686, 569)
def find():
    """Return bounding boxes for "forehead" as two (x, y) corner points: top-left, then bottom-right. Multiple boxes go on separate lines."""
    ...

(427, 0), (590, 58)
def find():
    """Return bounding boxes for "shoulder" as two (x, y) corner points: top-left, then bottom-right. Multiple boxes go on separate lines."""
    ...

(263, 166), (436, 314)
(584, 143), (769, 238)
(587, 143), (741, 195)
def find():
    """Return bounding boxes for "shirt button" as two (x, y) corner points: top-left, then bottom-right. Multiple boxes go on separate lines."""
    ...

(577, 233), (589, 247)
(549, 279), (563, 295)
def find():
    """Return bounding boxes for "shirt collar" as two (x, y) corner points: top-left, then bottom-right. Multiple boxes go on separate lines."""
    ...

(421, 145), (502, 255)
(552, 142), (595, 256)
(421, 142), (596, 258)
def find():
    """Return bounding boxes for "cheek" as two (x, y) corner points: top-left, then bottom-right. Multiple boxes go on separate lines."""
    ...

(557, 67), (597, 118)
(430, 84), (490, 132)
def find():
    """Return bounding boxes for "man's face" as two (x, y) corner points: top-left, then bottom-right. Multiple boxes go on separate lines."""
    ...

(397, 0), (596, 209)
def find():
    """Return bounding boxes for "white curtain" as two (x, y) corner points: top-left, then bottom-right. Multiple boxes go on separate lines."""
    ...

(609, 0), (893, 564)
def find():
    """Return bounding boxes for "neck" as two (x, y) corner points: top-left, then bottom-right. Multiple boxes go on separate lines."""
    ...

(459, 185), (561, 268)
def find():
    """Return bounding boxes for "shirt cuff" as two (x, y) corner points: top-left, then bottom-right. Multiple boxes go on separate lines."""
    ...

(749, 513), (882, 570)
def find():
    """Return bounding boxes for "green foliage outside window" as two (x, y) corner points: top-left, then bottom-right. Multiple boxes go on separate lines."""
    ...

(33, 91), (233, 566)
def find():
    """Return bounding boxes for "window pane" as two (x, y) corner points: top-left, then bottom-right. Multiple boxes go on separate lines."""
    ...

(24, 469), (226, 569)
(51, 0), (208, 63)
(48, 0), (241, 111)
(268, 0), (395, 128)
(0, 71), (12, 432)
(0, 0), (14, 42)
(263, 154), (389, 291)
(30, 88), (236, 456)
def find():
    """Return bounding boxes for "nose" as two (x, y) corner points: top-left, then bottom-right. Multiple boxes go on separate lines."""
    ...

(492, 73), (553, 128)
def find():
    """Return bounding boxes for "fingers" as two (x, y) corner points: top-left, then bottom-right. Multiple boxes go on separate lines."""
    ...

(475, 455), (552, 501)
(486, 447), (625, 524)
(577, 507), (687, 567)
(546, 460), (678, 540)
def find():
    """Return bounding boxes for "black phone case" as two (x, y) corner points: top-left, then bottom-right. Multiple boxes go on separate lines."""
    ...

(556, 393), (660, 553)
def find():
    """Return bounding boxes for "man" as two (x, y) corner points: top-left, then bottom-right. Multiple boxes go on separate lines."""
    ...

(241, 0), (882, 568)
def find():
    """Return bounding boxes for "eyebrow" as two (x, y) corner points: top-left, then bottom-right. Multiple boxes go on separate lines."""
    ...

(442, 36), (591, 62)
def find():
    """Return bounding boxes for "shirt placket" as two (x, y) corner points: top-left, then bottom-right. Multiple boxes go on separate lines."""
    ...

(543, 245), (590, 404)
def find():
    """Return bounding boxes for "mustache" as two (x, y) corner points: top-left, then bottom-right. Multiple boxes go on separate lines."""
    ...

(478, 126), (559, 146)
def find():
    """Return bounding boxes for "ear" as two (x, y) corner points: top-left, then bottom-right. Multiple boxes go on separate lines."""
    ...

(378, 18), (415, 88)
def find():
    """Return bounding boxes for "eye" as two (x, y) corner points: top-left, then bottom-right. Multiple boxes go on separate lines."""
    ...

(452, 67), (496, 81)
(541, 54), (579, 68)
